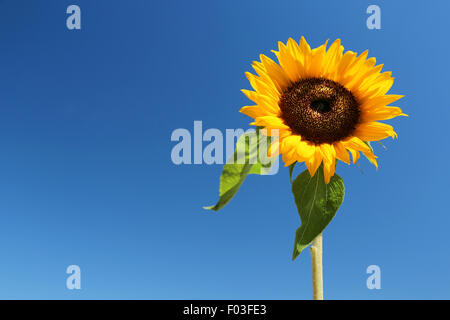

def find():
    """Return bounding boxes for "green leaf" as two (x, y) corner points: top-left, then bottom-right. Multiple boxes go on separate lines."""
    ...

(204, 129), (275, 211)
(291, 166), (345, 260)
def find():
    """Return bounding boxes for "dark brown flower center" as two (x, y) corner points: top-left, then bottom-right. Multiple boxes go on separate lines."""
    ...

(278, 78), (360, 144)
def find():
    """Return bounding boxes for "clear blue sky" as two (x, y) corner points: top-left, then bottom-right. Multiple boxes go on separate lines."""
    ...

(0, 0), (448, 299)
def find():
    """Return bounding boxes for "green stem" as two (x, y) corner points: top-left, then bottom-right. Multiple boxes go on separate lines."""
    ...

(310, 233), (323, 300)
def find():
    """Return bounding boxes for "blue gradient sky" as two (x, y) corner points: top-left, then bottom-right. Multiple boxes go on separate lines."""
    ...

(0, 0), (448, 299)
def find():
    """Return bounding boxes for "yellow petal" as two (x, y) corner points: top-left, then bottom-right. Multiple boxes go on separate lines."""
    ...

(354, 122), (398, 141)
(273, 41), (301, 83)
(244, 72), (280, 99)
(319, 143), (334, 164)
(347, 148), (360, 164)
(363, 151), (378, 169)
(259, 54), (291, 91)
(360, 94), (404, 111)
(323, 155), (336, 184)
(252, 116), (290, 130)
(295, 140), (316, 160)
(241, 92), (280, 114)
(322, 39), (343, 80)
(320, 144), (336, 184)
(280, 136), (299, 166)
(305, 146), (323, 176)
(342, 136), (372, 153)
(307, 40), (328, 78)
(360, 106), (406, 122)
(334, 141), (350, 164)
(239, 105), (267, 119)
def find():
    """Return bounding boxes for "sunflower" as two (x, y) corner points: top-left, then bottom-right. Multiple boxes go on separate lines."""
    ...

(240, 37), (406, 183)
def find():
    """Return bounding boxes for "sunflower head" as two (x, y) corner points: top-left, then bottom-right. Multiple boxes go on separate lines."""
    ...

(240, 37), (406, 183)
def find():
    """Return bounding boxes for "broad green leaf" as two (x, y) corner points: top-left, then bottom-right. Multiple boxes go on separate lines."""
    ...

(204, 129), (274, 211)
(291, 166), (345, 260)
